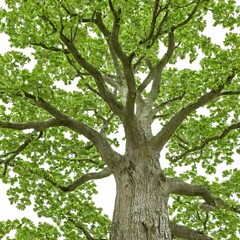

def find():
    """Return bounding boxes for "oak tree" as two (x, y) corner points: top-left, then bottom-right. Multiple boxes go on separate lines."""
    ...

(0, 0), (240, 239)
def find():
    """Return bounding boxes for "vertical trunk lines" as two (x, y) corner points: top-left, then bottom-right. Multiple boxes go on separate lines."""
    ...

(110, 151), (171, 240)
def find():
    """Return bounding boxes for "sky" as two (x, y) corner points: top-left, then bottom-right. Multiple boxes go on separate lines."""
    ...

(0, 1), (239, 239)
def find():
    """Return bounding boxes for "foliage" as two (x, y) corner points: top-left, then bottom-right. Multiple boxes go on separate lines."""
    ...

(0, 0), (239, 239)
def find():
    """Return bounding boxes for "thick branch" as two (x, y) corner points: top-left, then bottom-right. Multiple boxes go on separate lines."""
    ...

(151, 72), (236, 151)
(45, 168), (112, 192)
(170, 222), (213, 240)
(170, 122), (240, 162)
(137, 70), (153, 93)
(19, 91), (122, 167)
(167, 178), (215, 205)
(108, 0), (128, 64)
(0, 118), (62, 131)
(141, 0), (201, 102)
(168, 178), (240, 214)
(107, 1), (137, 117)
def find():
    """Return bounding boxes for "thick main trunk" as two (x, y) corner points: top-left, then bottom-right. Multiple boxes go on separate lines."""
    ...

(110, 153), (171, 240)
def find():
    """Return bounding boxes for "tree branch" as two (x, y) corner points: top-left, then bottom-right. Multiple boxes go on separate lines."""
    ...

(29, 42), (69, 54)
(137, 30), (176, 105)
(18, 91), (122, 168)
(95, 5), (137, 119)
(137, 71), (153, 93)
(167, 178), (215, 205)
(169, 122), (240, 162)
(94, 12), (123, 80)
(0, 132), (40, 175)
(106, 1), (137, 118)
(0, 118), (62, 131)
(66, 215), (107, 240)
(220, 90), (240, 95)
(59, 26), (123, 117)
(141, 0), (201, 102)
(150, 9), (169, 47)
(107, 0), (127, 63)
(168, 178), (240, 215)
(172, 0), (201, 31)
(44, 168), (112, 192)
(170, 221), (213, 240)
(148, 29), (175, 103)
(139, 0), (161, 45)
(151, 93), (185, 119)
(151, 72), (236, 151)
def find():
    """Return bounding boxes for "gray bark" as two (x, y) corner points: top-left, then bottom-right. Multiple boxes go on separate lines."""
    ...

(110, 149), (172, 240)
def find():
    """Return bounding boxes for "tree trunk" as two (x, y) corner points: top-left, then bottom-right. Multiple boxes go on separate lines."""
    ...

(110, 150), (171, 240)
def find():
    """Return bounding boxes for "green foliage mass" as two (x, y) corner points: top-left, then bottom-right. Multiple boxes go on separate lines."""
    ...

(0, 0), (239, 239)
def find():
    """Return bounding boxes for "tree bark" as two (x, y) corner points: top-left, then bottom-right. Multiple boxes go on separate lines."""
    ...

(110, 149), (171, 240)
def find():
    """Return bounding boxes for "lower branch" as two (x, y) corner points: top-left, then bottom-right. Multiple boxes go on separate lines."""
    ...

(167, 178), (215, 205)
(67, 215), (107, 240)
(170, 222), (213, 240)
(167, 178), (240, 214)
(44, 168), (112, 192)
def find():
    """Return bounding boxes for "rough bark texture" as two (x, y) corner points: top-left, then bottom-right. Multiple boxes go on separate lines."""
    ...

(110, 149), (171, 240)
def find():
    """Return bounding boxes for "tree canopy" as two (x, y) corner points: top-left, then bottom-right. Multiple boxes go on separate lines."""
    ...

(0, 0), (240, 239)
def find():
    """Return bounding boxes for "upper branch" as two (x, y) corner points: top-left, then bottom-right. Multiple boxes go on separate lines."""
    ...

(139, 0), (201, 99)
(59, 31), (123, 117)
(139, 0), (161, 45)
(170, 222), (213, 240)
(220, 90), (240, 96)
(148, 29), (175, 103)
(44, 168), (112, 192)
(94, 13), (123, 80)
(107, 0), (127, 63)
(170, 122), (240, 162)
(108, 1), (136, 117)
(172, 0), (201, 31)
(151, 72), (236, 151)
(151, 91), (185, 120)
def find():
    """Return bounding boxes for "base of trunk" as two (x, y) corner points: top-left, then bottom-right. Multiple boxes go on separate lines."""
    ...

(110, 162), (171, 240)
